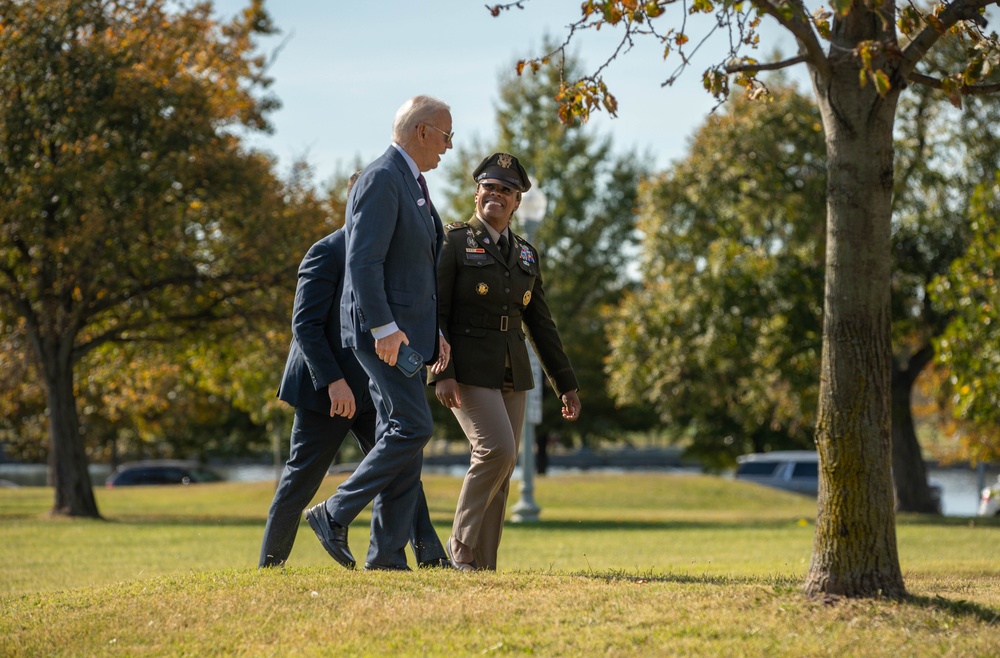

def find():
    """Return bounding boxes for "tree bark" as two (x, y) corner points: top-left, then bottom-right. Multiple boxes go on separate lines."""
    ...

(892, 345), (939, 514)
(42, 344), (100, 518)
(805, 54), (906, 598)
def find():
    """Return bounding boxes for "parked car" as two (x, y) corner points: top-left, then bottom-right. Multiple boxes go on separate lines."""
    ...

(979, 477), (1000, 517)
(735, 450), (819, 496)
(105, 460), (223, 487)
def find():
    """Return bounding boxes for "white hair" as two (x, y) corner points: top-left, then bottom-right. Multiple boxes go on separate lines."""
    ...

(392, 96), (450, 144)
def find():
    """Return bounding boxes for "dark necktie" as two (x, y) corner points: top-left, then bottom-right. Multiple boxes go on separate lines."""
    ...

(499, 233), (511, 260)
(417, 173), (431, 207)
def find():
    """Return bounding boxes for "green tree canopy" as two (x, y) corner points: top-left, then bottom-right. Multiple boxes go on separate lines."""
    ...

(0, 0), (311, 516)
(606, 82), (827, 469)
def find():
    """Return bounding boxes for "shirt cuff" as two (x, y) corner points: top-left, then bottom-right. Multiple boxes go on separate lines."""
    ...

(371, 322), (399, 340)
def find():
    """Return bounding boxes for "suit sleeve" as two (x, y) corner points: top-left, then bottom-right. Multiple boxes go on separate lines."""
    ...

(292, 240), (345, 391)
(523, 266), (579, 397)
(346, 168), (399, 331)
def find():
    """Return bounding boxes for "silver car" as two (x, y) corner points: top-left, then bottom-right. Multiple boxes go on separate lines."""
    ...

(734, 450), (819, 496)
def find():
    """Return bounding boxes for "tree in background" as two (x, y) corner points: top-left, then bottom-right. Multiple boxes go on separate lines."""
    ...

(492, 0), (1000, 597)
(439, 42), (653, 447)
(888, 37), (1000, 510)
(0, 0), (310, 517)
(930, 176), (1000, 462)
(606, 82), (827, 470)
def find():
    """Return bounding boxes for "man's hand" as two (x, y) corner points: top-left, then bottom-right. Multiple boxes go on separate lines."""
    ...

(434, 378), (461, 409)
(328, 378), (356, 418)
(374, 330), (407, 366)
(430, 335), (451, 374)
(561, 390), (581, 421)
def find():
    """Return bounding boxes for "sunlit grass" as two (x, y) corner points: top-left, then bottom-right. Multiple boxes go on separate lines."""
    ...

(2, 472), (999, 656)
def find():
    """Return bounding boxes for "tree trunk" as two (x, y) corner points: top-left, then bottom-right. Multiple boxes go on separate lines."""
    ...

(805, 64), (906, 598)
(42, 347), (100, 518)
(892, 345), (939, 514)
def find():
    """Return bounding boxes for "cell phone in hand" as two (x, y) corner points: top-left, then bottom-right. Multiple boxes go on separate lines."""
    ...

(396, 343), (424, 377)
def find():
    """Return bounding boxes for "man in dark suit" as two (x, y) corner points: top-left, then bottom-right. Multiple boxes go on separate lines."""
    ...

(305, 95), (452, 570)
(258, 219), (448, 569)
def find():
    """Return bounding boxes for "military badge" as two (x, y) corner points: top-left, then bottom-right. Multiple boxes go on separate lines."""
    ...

(498, 153), (513, 169)
(476, 283), (489, 295)
(522, 290), (532, 306)
(519, 246), (535, 263)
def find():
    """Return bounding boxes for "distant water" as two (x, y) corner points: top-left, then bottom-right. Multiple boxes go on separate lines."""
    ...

(3, 462), (994, 517)
(220, 464), (995, 518)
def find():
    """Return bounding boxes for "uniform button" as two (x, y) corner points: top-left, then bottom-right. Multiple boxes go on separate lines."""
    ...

(465, 329), (470, 334)
(504, 289), (510, 293)
(504, 272), (510, 278)
(502, 305), (508, 310)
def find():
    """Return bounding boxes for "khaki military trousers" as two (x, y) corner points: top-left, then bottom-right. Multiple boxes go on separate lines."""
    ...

(450, 379), (527, 570)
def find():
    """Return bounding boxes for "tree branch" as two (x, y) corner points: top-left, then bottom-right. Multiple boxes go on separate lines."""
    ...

(907, 71), (1000, 96)
(726, 54), (810, 74)
(899, 0), (998, 79)
(753, 0), (831, 80)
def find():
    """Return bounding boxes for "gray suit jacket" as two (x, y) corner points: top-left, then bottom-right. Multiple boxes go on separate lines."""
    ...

(341, 146), (444, 361)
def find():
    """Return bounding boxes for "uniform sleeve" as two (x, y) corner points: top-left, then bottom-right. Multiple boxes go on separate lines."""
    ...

(522, 264), (579, 396)
(428, 232), (459, 384)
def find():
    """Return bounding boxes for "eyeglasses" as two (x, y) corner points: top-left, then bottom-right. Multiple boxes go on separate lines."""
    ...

(423, 123), (454, 145)
(479, 182), (516, 196)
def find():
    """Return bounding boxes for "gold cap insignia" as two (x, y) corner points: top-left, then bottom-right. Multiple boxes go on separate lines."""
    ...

(497, 153), (513, 169)
(476, 283), (489, 295)
(522, 290), (532, 306)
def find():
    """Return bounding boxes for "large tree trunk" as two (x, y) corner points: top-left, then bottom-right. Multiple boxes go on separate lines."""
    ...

(892, 345), (939, 514)
(41, 345), (100, 518)
(805, 57), (905, 598)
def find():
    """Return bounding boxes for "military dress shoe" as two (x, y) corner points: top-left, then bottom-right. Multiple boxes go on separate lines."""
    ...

(417, 557), (452, 569)
(445, 536), (477, 572)
(304, 503), (355, 569)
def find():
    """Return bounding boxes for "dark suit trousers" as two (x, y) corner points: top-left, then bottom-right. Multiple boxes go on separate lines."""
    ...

(324, 348), (435, 568)
(259, 397), (443, 567)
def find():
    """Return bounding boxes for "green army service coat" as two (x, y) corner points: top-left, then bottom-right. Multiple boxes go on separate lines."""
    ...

(428, 215), (578, 396)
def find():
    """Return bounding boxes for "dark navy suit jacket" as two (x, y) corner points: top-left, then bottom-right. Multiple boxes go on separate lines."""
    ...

(277, 229), (368, 414)
(340, 146), (444, 362)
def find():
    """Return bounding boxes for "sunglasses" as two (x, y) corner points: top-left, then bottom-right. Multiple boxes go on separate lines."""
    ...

(423, 123), (454, 145)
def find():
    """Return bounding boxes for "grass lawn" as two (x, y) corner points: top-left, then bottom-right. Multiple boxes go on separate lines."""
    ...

(2, 472), (998, 656)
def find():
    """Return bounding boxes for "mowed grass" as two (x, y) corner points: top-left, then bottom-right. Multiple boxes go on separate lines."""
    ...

(2, 472), (999, 656)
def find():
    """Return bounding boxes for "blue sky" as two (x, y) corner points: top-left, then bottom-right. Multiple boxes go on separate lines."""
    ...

(211, 1), (792, 192)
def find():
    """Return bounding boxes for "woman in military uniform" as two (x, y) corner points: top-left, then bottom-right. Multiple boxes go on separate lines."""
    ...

(430, 152), (581, 571)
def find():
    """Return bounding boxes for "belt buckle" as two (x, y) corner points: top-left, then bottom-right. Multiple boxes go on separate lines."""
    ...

(499, 315), (509, 332)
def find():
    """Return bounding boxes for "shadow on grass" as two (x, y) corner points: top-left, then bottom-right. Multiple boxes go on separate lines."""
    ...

(905, 593), (1000, 625)
(508, 518), (813, 532)
(573, 570), (1000, 625)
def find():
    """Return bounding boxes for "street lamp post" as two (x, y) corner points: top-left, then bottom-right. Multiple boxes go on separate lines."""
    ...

(511, 180), (546, 523)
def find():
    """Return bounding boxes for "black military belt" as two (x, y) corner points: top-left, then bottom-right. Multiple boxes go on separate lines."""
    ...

(454, 311), (522, 332)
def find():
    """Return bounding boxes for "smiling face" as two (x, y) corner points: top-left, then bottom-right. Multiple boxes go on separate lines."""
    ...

(475, 180), (521, 232)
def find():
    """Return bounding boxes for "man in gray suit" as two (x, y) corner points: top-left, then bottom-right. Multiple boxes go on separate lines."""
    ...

(306, 95), (453, 570)
(259, 220), (448, 569)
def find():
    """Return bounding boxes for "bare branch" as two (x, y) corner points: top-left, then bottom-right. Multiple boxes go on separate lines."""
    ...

(907, 71), (1000, 96)
(754, 0), (830, 80)
(726, 54), (809, 74)
(485, 1), (529, 17)
(899, 0), (998, 79)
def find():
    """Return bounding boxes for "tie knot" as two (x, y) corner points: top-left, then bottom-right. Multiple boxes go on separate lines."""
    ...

(499, 233), (510, 259)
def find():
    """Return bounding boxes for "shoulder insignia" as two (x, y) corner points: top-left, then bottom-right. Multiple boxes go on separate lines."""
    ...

(446, 221), (469, 231)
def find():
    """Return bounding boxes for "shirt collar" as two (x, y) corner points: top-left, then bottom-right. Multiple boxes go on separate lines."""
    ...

(392, 143), (421, 181)
(476, 214), (508, 244)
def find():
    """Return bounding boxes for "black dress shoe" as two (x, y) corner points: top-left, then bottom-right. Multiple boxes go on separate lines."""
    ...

(304, 503), (355, 569)
(363, 563), (412, 571)
(417, 557), (452, 569)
